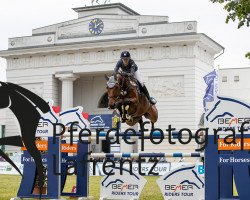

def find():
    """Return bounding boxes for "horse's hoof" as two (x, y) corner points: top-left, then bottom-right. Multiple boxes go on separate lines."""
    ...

(126, 114), (132, 120)
(126, 117), (133, 122)
(125, 105), (129, 110)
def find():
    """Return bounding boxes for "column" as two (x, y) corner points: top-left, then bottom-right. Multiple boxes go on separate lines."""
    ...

(55, 72), (79, 111)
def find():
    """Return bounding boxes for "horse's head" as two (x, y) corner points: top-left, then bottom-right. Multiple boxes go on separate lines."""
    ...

(105, 74), (121, 109)
(105, 73), (136, 109)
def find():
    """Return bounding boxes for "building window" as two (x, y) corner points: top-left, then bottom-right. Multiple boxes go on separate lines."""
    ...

(234, 75), (239, 82)
(98, 92), (108, 108)
(222, 76), (227, 82)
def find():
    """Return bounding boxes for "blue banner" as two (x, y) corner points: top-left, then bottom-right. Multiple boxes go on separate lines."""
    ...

(89, 114), (119, 130)
(203, 70), (217, 111)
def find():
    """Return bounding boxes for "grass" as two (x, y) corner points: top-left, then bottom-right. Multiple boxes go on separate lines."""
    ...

(0, 175), (163, 200)
(0, 174), (238, 199)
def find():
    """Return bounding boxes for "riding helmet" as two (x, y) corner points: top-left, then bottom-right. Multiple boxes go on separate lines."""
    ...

(120, 51), (130, 58)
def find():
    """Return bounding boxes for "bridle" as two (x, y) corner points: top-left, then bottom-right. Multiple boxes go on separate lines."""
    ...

(107, 74), (135, 101)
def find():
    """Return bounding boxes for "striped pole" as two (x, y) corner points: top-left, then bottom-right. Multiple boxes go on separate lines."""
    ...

(90, 152), (204, 158)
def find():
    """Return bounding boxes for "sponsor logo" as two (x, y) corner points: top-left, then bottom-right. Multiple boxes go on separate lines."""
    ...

(37, 122), (49, 127)
(218, 117), (250, 125)
(165, 184), (194, 192)
(90, 116), (104, 124)
(111, 184), (139, 191)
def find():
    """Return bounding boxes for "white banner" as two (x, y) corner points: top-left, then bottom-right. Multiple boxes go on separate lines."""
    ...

(157, 164), (204, 200)
(100, 167), (147, 199)
(89, 162), (171, 176)
(0, 161), (23, 175)
(170, 162), (204, 178)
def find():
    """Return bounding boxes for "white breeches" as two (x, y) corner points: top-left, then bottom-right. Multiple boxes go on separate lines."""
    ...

(134, 70), (144, 86)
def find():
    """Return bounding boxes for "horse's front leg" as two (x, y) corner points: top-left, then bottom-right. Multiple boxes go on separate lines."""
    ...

(115, 100), (127, 122)
(114, 99), (123, 108)
(123, 97), (138, 110)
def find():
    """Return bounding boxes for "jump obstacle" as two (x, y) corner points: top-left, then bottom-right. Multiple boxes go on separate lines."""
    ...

(15, 131), (205, 199)
(16, 129), (250, 200)
(89, 152), (204, 158)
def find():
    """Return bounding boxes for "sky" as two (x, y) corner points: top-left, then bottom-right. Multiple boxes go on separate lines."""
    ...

(0, 0), (249, 81)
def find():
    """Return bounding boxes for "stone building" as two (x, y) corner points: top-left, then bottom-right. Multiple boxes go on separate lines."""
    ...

(0, 3), (223, 154)
(219, 67), (250, 103)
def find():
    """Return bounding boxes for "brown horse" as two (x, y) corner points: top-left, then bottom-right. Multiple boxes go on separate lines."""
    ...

(105, 73), (158, 129)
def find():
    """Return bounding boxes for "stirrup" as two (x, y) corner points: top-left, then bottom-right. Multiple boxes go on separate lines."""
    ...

(150, 97), (157, 105)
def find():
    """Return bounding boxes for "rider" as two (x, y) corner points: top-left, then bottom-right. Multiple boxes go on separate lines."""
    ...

(114, 51), (157, 105)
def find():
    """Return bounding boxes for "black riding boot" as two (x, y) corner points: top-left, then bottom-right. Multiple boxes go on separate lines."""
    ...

(141, 85), (157, 105)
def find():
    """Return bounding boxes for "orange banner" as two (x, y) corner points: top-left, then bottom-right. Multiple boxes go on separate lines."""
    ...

(21, 141), (77, 153)
(218, 138), (250, 150)
(61, 144), (77, 153)
(21, 141), (48, 151)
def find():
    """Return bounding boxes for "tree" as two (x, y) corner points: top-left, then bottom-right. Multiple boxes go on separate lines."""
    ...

(210, 0), (250, 58)
(246, 52), (250, 59)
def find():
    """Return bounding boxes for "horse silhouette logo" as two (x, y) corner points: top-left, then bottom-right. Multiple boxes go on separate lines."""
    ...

(0, 81), (51, 196)
(90, 115), (104, 124)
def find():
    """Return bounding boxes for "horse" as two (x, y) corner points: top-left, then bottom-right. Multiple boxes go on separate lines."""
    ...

(105, 73), (158, 130)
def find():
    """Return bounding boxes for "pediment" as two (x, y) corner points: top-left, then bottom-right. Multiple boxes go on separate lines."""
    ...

(57, 16), (137, 39)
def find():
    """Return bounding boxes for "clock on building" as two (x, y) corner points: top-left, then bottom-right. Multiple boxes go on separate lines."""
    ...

(89, 18), (104, 35)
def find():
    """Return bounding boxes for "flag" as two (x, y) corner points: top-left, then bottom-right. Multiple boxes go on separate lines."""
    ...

(203, 70), (218, 111)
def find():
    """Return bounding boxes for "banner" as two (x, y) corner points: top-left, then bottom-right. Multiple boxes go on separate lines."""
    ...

(157, 164), (204, 200)
(100, 167), (147, 199)
(89, 162), (171, 176)
(89, 114), (114, 130)
(0, 161), (23, 175)
(203, 70), (218, 111)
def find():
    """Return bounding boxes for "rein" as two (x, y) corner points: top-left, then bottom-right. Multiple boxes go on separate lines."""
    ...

(107, 74), (137, 102)
(120, 75), (136, 96)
